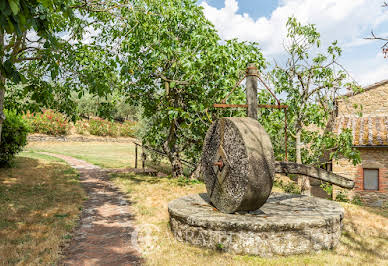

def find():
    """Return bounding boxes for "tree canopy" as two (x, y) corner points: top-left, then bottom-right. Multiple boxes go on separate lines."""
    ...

(96, 0), (265, 176)
(259, 17), (361, 194)
(0, 0), (120, 140)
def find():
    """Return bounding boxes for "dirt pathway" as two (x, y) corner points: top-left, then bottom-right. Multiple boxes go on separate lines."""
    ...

(39, 152), (142, 266)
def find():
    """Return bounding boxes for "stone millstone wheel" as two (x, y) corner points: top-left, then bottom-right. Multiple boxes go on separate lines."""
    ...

(201, 117), (275, 213)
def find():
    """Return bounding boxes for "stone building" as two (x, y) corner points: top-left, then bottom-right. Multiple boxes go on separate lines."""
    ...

(331, 79), (388, 207)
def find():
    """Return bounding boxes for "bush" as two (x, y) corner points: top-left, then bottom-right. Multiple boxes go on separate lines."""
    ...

(0, 110), (29, 166)
(351, 195), (363, 206)
(24, 109), (70, 136)
(335, 191), (350, 202)
(273, 179), (301, 194)
(119, 121), (137, 137)
(75, 120), (89, 135)
(88, 118), (119, 137)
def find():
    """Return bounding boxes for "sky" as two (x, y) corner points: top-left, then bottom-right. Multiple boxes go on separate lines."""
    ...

(199, 0), (388, 86)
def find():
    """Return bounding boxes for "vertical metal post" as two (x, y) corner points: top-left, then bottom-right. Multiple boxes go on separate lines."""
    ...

(246, 63), (258, 120)
(135, 143), (138, 168)
(141, 150), (145, 170)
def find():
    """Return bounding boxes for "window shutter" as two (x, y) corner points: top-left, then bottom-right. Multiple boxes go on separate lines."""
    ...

(363, 169), (379, 191)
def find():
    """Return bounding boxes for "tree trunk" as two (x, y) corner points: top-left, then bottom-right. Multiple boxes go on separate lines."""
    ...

(0, 90), (5, 145)
(190, 162), (203, 181)
(0, 31), (5, 145)
(163, 119), (184, 178)
(295, 127), (311, 195)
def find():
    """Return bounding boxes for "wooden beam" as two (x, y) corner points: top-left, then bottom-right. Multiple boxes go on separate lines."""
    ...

(246, 63), (258, 120)
(275, 161), (355, 189)
(213, 104), (288, 109)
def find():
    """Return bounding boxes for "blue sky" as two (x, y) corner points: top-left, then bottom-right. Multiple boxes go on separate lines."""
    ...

(204, 0), (279, 19)
(200, 0), (388, 86)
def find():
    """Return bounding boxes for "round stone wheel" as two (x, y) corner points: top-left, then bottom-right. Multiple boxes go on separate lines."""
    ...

(201, 117), (275, 213)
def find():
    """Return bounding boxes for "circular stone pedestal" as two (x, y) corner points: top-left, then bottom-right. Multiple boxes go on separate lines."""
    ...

(168, 193), (344, 257)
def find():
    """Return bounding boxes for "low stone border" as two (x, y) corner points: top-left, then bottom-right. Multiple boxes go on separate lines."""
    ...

(28, 134), (136, 143)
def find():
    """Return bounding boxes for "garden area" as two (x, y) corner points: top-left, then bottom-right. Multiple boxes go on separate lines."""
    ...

(2, 143), (388, 265)
(1, 0), (388, 265)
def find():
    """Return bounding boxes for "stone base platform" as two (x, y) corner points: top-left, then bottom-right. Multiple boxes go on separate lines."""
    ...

(168, 193), (344, 257)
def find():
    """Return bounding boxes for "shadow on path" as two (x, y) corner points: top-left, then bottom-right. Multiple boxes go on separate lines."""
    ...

(39, 152), (143, 266)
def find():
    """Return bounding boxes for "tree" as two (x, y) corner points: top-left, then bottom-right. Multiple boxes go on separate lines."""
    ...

(365, 1), (388, 57)
(267, 17), (361, 195)
(101, 0), (265, 177)
(0, 0), (120, 143)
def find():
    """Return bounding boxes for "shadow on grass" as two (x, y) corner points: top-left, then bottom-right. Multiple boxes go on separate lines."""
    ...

(1, 155), (145, 265)
(331, 204), (388, 264)
(360, 205), (388, 219)
(0, 156), (84, 265)
(111, 172), (173, 185)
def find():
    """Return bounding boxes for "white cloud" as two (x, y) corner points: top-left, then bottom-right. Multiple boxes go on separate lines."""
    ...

(201, 0), (388, 84)
(201, 0), (388, 55)
(353, 51), (388, 86)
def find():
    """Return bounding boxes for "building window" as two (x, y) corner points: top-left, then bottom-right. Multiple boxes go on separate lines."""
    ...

(363, 169), (379, 191)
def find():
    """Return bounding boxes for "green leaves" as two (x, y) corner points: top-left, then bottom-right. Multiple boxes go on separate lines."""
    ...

(105, 0), (265, 168)
(8, 0), (20, 15)
(268, 17), (360, 166)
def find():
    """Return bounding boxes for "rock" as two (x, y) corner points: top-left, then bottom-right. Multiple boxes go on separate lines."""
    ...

(168, 193), (344, 257)
(201, 117), (275, 213)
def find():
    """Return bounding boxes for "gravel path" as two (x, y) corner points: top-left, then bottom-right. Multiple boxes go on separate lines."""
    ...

(39, 152), (142, 266)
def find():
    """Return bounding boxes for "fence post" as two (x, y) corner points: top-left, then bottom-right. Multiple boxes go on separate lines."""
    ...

(246, 63), (258, 120)
(141, 150), (146, 171)
(135, 143), (138, 168)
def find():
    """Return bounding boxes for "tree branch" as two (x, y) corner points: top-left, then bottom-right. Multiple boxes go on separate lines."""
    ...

(157, 73), (191, 85)
(14, 56), (43, 62)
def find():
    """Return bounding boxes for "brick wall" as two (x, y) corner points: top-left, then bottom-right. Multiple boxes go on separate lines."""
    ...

(337, 82), (388, 116)
(332, 148), (388, 207)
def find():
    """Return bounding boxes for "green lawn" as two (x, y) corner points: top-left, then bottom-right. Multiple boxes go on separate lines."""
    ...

(26, 141), (191, 174)
(26, 141), (137, 168)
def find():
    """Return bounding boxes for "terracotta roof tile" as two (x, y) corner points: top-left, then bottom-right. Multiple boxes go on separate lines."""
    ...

(334, 116), (388, 146)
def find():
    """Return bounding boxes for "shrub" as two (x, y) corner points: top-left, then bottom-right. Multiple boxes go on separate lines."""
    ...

(119, 121), (137, 137)
(320, 182), (333, 198)
(75, 120), (89, 135)
(351, 195), (363, 206)
(274, 179), (301, 194)
(335, 191), (350, 202)
(0, 110), (29, 166)
(24, 109), (70, 136)
(88, 118), (119, 137)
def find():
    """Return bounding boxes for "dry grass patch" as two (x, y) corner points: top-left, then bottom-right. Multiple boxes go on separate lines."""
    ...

(0, 152), (85, 265)
(112, 173), (388, 266)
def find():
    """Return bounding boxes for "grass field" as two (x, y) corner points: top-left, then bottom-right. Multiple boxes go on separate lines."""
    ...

(0, 152), (85, 265)
(112, 173), (388, 266)
(26, 141), (191, 174)
(23, 141), (388, 265)
(26, 142), (137, 168)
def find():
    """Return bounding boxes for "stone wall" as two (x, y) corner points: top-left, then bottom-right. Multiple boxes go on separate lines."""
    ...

(333, 148), (388, 207)
(28, 134), (135, 143)
(337, 81), (388, 116)
(333, 81), (388, 207)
